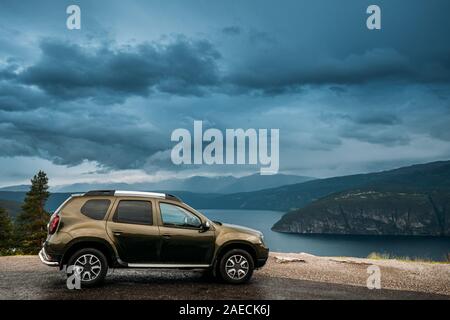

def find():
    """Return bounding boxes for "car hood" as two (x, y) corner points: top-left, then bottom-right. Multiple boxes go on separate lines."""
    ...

(220, 223), (263, 237)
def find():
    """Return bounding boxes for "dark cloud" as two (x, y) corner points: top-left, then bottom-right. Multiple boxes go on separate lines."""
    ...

(0, 0), (450, 181)
(0, 81), (50, 111)
(18, 37), (221, 103)
(222, 26), (242, 36)
(0, 107), (169, 169)
(352, 114), (401, 126)
(341, 128), (411, 146)
(248, 30), (276, 45)
(1, 39), (449, 106)
(225, 48), (450, 94)
(0, 32), (448, 173)
(0, 59), (20, 80)
(316, 113), (408, 147)
(329, 86), (348, 94)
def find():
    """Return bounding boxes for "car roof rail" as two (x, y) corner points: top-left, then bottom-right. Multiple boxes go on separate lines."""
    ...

(83, 190), (182, 202)
(165, 194), (182, 202)
(84, 190), (115, 196)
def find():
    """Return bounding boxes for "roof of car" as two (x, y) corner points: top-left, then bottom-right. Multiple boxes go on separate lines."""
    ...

(80, 190), (181, 202)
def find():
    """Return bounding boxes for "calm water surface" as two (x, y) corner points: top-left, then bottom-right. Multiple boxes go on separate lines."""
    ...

(201, 209), (450, 261)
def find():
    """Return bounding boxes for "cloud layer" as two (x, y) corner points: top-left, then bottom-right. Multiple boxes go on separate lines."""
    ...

(0, 0), (449, 184)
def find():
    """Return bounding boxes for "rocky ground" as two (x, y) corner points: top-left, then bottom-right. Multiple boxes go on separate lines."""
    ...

(264, 252), (450, 296)
(0, 253), (448, 299)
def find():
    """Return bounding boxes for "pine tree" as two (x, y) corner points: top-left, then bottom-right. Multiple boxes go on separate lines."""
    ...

(0, 207), (13, 255)
(16, 171), (50, 254)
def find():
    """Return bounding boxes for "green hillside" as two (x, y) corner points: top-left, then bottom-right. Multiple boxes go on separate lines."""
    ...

(189, 160), (450, 211)
(272, 189), (450, 236)
(0, 199), (22, 219)
(270, 161), (450, 236)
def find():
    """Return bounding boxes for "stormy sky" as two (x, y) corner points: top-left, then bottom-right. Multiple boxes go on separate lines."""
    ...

(0, 0), (449, 186)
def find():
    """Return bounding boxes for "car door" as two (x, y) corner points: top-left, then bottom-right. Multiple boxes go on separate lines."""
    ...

(157, 202), (215, 265)
(106, 199), (160, 263)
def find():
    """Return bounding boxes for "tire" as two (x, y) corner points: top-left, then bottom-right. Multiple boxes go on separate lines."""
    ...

(218, 249), (254, 284)
(67, 248), (108, 288)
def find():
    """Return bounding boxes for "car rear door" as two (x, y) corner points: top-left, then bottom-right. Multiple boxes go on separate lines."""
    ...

(106, 198), (160, 263)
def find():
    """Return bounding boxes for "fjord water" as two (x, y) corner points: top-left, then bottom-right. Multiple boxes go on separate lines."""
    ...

(201, 209), (450, 261)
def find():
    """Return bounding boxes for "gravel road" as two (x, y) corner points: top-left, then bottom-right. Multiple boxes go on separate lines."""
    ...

(0, 254), (448, 300)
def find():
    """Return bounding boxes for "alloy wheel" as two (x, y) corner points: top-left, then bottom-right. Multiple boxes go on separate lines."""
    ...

(225, 254), (249, 280)
(73, 254), (102, 282)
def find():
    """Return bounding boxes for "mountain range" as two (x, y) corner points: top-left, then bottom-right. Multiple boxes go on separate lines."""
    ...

(1, 160), (449, 236)
(0, 173), (314, 194)
(189, 160), (450, 212)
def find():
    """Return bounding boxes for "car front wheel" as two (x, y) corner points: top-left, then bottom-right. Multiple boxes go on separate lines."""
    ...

(218, 249), (254, 284)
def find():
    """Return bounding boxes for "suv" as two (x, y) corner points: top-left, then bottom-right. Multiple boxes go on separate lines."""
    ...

(39, 190), (269, 286)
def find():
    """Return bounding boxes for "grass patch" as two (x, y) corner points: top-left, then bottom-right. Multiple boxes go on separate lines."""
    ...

(367, 252), (450, 264)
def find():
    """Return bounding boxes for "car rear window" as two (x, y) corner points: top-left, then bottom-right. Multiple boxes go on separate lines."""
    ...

(80, 199), (111, 220)
(114, 200), (153, 225)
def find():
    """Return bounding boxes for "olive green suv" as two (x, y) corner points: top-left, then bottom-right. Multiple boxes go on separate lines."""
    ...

(39, 190), (269, 286)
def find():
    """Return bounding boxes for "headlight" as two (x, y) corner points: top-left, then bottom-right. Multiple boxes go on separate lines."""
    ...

(259, 233), (265, 245)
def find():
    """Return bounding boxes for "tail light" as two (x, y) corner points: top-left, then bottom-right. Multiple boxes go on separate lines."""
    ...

(48, 215), (60, 234)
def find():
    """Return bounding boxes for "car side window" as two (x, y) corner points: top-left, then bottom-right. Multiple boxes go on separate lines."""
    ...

(159, 203), (202, 228)
(80, 199), (111, 220)
(114, 200), (153, 225)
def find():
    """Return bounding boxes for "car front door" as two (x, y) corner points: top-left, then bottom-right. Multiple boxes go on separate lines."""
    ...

(158, 202), (215, 265)
(106, 199), (160, 263)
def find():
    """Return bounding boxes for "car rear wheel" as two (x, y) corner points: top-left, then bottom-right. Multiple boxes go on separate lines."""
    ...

(67, 248), (108, 287)
(218, 249), (254, 284)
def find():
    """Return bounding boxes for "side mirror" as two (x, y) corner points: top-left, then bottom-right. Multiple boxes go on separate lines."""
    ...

(201, 221), (211, 232)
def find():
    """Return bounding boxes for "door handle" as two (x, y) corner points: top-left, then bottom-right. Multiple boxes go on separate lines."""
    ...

(113, 232), (123, 236)
(162, 234), (171, 239)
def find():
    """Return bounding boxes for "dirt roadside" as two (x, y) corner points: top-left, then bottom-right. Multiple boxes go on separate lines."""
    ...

(0, 253), (448, 299)
(263, 252), (450, 296)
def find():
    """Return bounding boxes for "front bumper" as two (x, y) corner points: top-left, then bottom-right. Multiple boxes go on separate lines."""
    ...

(256, 257), (268, 268)
(38, 248), (59, 267)
(255, 246), (269, 268)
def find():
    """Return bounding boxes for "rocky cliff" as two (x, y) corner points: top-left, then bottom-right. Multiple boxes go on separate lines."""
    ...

(272, 189), (450, 236)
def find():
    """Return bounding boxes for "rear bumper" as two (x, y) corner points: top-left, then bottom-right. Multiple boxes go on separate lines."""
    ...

(38, 248), (59, 267)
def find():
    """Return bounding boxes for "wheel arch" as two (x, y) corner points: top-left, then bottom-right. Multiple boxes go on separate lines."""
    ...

(61, 237), (116, 269)
(215, 241), (257, 265)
